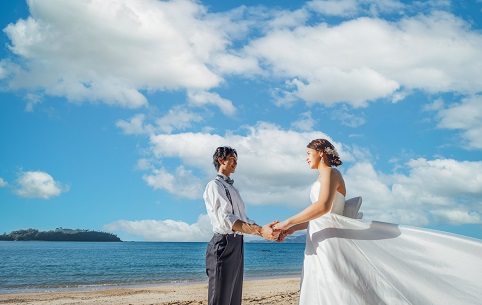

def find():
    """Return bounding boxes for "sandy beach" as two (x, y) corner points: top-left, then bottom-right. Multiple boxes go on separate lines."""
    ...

(0, 278), (300, 305)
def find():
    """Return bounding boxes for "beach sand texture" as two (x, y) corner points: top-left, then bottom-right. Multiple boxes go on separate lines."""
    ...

(0, 278), (300, 305)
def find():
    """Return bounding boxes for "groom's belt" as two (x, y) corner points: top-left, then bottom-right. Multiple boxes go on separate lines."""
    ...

(214, 232), (243, 237)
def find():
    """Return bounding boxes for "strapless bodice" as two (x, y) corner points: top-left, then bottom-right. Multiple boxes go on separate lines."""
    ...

(310, 181), (345, 215)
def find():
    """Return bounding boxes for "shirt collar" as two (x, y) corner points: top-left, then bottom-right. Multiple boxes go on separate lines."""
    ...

(217, 173), (234, 185)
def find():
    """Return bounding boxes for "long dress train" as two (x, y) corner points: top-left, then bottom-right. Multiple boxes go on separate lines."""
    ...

(298, 181), (482, 305)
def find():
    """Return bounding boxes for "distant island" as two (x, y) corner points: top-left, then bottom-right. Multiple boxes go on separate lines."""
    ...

(0, 228), (122, 242)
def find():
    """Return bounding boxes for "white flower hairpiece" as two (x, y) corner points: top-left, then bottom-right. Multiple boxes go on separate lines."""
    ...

(324, 146), (339, 157)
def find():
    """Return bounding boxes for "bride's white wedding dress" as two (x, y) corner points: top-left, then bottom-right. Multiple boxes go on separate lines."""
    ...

(299, 181), (482, 305)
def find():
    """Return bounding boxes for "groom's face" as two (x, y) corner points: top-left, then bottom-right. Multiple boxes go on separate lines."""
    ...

(218, 153), (237, 175)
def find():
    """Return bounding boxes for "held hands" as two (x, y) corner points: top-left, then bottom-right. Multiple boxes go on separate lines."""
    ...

(259, 219), (296, 242)
(273, 219), (293, 242)
(277, 227), (295, 242)
(260, 220), (280, 241)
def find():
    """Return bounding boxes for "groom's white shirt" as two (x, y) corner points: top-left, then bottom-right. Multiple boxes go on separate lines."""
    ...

(204, 174), (255, 235)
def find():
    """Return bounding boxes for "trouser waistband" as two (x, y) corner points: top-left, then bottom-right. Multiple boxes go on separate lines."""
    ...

(213, 233), (243, 238)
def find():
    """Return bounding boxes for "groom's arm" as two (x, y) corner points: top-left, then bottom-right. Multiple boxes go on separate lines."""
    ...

(232, 220), (279, 240)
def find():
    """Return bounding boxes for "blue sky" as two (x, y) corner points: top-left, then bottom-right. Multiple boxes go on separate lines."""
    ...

(1, 0), (481, 241)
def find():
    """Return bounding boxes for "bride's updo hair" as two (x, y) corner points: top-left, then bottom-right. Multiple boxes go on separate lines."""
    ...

(307, 139), (343, 167)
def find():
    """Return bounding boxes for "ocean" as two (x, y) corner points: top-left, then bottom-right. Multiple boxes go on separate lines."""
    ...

(0, 241), (305, 294)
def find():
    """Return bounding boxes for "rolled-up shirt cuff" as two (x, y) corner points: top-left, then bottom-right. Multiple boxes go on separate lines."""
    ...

(226, 214), (240, 229)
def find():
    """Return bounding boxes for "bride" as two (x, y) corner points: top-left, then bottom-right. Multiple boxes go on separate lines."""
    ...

(273, 139), (482, 305)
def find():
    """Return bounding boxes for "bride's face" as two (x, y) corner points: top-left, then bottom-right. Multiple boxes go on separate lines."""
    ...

(306, 148), (322, 169)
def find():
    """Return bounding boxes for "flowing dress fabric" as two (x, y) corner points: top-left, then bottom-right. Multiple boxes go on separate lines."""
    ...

(298, 181), (482, 305)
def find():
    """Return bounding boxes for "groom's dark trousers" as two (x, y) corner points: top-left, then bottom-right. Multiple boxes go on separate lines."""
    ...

(206, 233), (244, 305)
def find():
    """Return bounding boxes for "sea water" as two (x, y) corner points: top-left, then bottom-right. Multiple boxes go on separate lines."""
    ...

(0, 241), (305, 293)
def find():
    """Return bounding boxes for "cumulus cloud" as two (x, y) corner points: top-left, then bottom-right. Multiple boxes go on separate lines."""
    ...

(156, 106), (205, 133)
(291, 111), (316, 131)
(116, 113), (149, 135)
(331, 107), (366, 128)
(0, 60), (8, 79)
(145, 123), (351, 206)
(3, 1), (481, 112)
(435, 95), (482, 149)
(0, 178), (8, 187)
(306, 0), (360, 17)
(187, 90), (236, 116)
(306, 0), (418, 17)
(431, 209), (481, 226)
(103, 214), (213, 242)
(117, 106), (204, 135)
(344, 159), (482, 226)
(245, 10), (482, 107)
(143, 166), (204, 200)
(14, 171), (68, 199)
(2, 0), (235, 108)
(139, 123), (482, 227)
(2, 0), (481, 231)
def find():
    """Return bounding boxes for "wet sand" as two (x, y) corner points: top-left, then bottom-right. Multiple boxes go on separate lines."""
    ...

(0, 277), (300, 305)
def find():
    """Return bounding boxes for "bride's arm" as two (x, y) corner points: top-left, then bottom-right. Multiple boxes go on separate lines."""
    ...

(274, 169), (338, 231)
(290, 222), (308, 232)
(277, 222), (308, 242)
(282, 222), (309, 236)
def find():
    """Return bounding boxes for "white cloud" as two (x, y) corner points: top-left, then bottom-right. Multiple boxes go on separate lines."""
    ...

(306, 0), (359, 17)
(136, 158), (153, 171)
(117, 106), (204, 135)
(431, 209), (481, 226)
(156, 106), (204, 134)
(245, 11), (482, 107)
(306, 0), (448, 18)
(331, 107), (366, 128)
(436, 95), (482, 149)
(0, 178), (8, 187)
(116, 114), (150, 135)
(3, 1), (482, 111)
(344, 159), (482, 226)
(14, 171), (68, 199)
(0, 60), (8, 79)
(143, 124), (481, 227)
(143, 166), (204, 200)
(24, 93), (43, 112)
(147, 123), (350, 205)
(187, 90), (236, 116)
(268, 8), (310, 29)
(3, 0), (233, 108)
(423, 98), (444, 111)
(291, 111), (316, 131)
(103, 214), (213, 242)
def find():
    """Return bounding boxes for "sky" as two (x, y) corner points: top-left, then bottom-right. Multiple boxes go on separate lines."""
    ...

(1, 0), (481, 242)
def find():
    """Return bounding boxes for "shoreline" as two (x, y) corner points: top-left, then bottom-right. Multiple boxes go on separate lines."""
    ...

(0, 274), (301, 295)
(0, 277), (301, 305)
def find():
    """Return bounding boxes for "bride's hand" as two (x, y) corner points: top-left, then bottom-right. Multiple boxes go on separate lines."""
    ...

(277, 230), (289, 242)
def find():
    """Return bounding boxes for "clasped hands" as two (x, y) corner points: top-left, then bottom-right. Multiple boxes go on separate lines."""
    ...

(260, 220), (292, 242)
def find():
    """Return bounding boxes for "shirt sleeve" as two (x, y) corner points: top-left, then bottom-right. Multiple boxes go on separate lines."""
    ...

(204, 180), (240, 231)
(232, 187), (256, 225)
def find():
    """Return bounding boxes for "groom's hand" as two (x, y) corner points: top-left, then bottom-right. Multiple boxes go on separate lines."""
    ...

(260, 220), (279, 241)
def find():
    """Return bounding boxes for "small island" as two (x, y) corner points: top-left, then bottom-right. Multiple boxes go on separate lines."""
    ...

(0, 228), (122, 242)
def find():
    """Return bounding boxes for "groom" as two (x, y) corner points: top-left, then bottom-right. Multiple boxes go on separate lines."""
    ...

(204, 146), (279, 305)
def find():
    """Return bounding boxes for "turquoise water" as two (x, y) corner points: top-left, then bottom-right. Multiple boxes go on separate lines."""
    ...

(0, 241), (304, 293)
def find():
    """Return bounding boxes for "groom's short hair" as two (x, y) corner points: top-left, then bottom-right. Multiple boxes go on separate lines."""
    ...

(212, 146), (237, 171)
